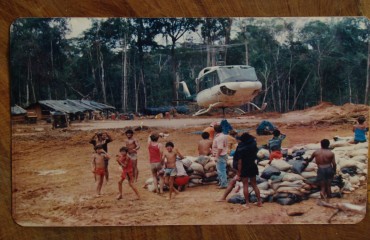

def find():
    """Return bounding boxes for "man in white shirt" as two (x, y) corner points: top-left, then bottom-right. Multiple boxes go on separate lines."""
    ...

(212, 125), (228, 189)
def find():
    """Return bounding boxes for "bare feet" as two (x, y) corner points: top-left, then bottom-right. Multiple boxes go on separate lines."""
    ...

(116, 194), (122, 200)
(320, 192), (328, 202)
(256, 201), (262, 207)
(242, 204), (250, 209)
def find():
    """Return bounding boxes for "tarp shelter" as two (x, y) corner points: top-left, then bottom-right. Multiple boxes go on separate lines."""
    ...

(11, 105), (27, 123)
(26, 100), (115, 120)
(11, 105), (27, 115)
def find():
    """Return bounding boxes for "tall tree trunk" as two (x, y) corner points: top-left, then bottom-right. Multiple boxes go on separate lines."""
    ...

(26, 81), (29, 107)
(274, 47), (282, 112)
(171, 41), (178, 103)
(121, 34), (128, 112)
(97, 43), (107, 104)
(224, 18), (233, 63)
(286, 51), (293, 111)
(245, 41), (249, 66)
(140, 68), (147, 108)
(317, 42), (323, 103)
(271, 80), (276, 111)
(26, 55), (36, 105)
(243, 25), (249, 65)
(88, 49), (97, 99)
(292, 72), (312, 110)
(261, 61), (270, 105)
(134, 71), (139, 113)
(365, 39), (370, 105)
(26, 56), (30, 106)
(49, 39), (53, 100)
(206, 38), (211, 67)
(348, 74), (352, 104)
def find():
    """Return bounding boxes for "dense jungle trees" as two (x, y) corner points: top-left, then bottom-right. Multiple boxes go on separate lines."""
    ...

(10, 17), (370, 113)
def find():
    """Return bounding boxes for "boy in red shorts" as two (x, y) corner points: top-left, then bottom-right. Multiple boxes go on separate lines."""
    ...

(116, 147), (140, 200)
(91, 145), (110, 196)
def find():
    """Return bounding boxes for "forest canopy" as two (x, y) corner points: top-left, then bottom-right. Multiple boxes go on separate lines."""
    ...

(10, 17), (370, 113)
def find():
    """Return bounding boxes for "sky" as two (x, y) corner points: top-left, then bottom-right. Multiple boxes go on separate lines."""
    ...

(66, 18), (92, 39)
(65, 17), (345, 43)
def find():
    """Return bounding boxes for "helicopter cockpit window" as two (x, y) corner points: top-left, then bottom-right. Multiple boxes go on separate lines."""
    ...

(217, 67), (258, 83)
(198, 71), (220, 93)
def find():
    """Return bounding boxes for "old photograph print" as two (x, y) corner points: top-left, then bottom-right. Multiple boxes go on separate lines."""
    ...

(11, 17), (369, 226)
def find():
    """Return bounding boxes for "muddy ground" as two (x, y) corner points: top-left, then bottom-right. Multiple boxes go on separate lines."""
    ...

(11, 103), (369, 226)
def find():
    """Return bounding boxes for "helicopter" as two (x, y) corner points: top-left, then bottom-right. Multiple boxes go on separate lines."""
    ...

(179, 65), (267, 116)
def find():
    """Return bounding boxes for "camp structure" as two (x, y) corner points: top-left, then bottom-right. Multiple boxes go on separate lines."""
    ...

(25, 100), (115, 121)
(51, 111), (69, 129)
(11, 105), (27, 123)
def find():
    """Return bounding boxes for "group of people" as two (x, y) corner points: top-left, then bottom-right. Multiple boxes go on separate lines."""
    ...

(89, 115), (368, 205)
(90, 130), (141, 200)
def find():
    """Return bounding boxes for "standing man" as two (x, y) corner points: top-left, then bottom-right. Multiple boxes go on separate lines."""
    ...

(212, 125), (228, 189)
(305, 139), (336, 201)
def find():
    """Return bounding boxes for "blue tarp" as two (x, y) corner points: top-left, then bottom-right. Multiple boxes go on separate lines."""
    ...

(145, 106), (189, 115)
(256, 120), (276, 135)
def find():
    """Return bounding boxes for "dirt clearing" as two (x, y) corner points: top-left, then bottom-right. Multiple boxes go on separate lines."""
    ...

(12, 103), (369, 226)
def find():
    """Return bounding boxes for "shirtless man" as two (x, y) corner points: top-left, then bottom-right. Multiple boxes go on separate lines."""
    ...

(125, 129), (140, 182)
(91, 145), (110, 196)
(198, 132), (213, 155)
(306, 139), (336, 201)
(163, 141), (184, 200)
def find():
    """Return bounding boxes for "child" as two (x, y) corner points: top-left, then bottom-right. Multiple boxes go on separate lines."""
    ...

(148, 133), (164, 194)
(268, 129), (286, 164)
(116, 147), (140, 200)
(163, 141), (184, 200)
(91, 145), (110, 196)
(89, 131), (113, 181)
(125, 129), (140, 182)
(352, 115), (368, 144)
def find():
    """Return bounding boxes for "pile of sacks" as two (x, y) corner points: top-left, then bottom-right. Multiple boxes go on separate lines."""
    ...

(228, 138), (368, 205)
(143, 137), (367, 205)
(144, 155), (235, 191)
(181, 156), (222, 186)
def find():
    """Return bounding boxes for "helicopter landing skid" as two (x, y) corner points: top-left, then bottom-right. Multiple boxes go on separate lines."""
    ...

(248, 102), (267, 111)
(193, 102), (222, 116)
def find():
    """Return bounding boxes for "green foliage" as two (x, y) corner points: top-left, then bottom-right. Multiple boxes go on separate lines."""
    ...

(10, 17), (370, 114)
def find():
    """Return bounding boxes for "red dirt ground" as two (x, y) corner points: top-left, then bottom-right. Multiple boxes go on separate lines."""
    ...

(11, 103), (369, 226)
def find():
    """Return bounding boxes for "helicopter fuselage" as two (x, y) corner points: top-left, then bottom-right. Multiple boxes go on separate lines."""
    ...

(196, 81), (262, 108)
